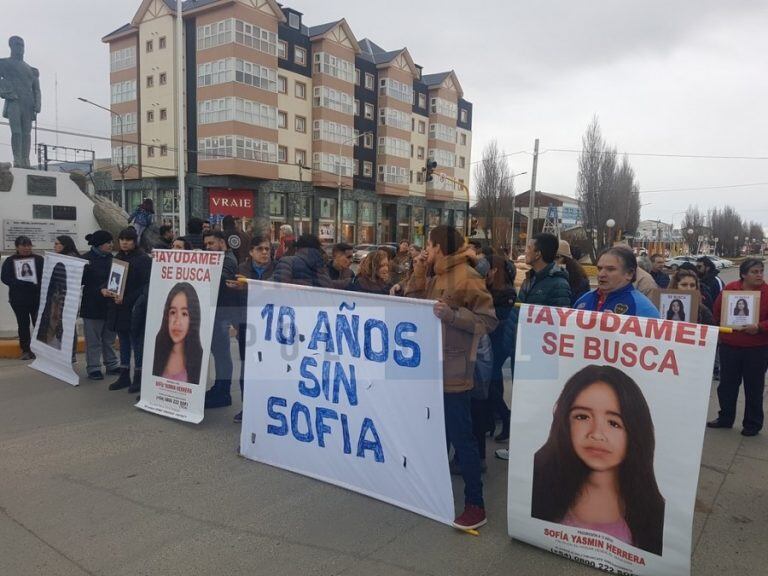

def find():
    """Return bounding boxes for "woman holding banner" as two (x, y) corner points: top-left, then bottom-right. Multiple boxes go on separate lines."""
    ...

(709, 258), (768, 436)
(574, 246), (660, 319)
(351, 250), (392, 295)
(531, 364), (665, 555)
(152, 282), (203, 385)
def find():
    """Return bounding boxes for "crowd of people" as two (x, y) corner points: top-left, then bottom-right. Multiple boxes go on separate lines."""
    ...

(2, 212), (766, 531)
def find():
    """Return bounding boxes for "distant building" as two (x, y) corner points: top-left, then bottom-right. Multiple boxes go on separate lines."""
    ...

(512, 190), (582, 231)
(102, 0), (473, 245)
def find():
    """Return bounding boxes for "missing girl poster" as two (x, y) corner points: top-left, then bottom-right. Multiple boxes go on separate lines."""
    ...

(137, 250), (222, 423)
(506, 304), (718, 576)
(30, 253), (87, 386)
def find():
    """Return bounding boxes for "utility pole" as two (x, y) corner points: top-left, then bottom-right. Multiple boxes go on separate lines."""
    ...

(176, 0), (187, 236)
(525, 138), (540, 243)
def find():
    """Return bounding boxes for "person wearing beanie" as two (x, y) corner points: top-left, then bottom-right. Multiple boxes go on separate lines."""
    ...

(106, 227), (152, 394)
(1, 235), (44, 360)
(80, 230), (120, 380)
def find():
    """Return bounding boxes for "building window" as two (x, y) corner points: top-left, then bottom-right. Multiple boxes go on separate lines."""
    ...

(430, 97), (458, 119)
(429, 122), (457, 144)
(417, 146), (425, 159)
(112, 145), (138, 166)
(159, 72), (167, 85)
(363, 161), (373, 177)
(409, 170), (414, 184)
(146, 40), (153, 53)
(460, 133), (467, 146)
(147, 110), (155, 123)
(160, 108), (167, 121)
(288, 12), (301, 30)
(198, 97), (277, 129)
(379, 107), (410, 130)
(278, 110), (287, 129)
(160, 145), (168, 156)
(295, 81), (306, 99)
(295, 149), (306, 167)
(294, 46), (307, 66)
(312, 120), (353, 144)
(146, 75), (154, 88)
(377, 164), (408, 185)
(278, 145), (287, 163)
(416, 170), (424, 184)
(418, 120), (426, 134)
(354, 99), (360, 116)
(354, 68), (360, 86)
(197, 19), (232, 50)
(313, 52), (355, 83)
(418, 93), (426, 108)
(278, 75), (287, 94)
(110, 80), (136, 104)
(379, 77), (412, 103)
(459, 156), (466, 169)
(312, 153), (353, 177)
(111, 112), (137, 135)
(312, 86), (353, 114)
(198, 135), (277, 163)
(110, 46), (136, 72)
(363, 133), (373, 149)
(353, 160), (359, 176)
(295, 115), (306, 133)
(365, 73), (374, 90)
(147, 146), (155, 158)
(159, 36), (166, 49)
(428, 148), (456, 168)
(410, 144), (414, 158)
(278, 40), (287, 59)
(364, 102), (374, 120)
(377, 136), (410, 158)
(460, 109), (468, 123)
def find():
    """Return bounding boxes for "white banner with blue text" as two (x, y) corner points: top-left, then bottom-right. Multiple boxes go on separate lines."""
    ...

(240, 282), (454, 525)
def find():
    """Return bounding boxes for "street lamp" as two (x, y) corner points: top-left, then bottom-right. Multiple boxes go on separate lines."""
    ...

(507, 171), (528, 249)
(686, 228), (694, 255)
(606, 218), (616, 246)
(734, 235), (740, 257)
(78, 97), (128, 209)
(336, 131), (372, 243)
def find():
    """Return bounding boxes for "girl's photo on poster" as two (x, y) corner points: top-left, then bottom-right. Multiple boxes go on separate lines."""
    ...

(14, 258), (37, 284)
(36, 262), (67, 350)
(152, 282), (203, 385)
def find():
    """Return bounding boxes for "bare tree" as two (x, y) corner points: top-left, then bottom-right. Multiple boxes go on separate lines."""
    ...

(576, 117), (640, 261)
(681, 205), (706, 254)
(710, 206), (746, 257)
(473, 140), (515, 249)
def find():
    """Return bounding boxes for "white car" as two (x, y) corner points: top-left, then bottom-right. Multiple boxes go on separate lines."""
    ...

(709, 256), (733, 269)
(352, 244), (377, 263)
(664, 256), (697, 270)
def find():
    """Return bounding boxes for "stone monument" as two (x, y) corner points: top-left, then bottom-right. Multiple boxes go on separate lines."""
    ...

(0, 36), (41, 169)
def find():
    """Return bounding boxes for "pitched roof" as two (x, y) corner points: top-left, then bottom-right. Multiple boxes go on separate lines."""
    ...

(102, 23), (137, 42)
(307, 20), (342, 38)
(519, 190), (580, 204)
(422, 71), (452, 86)
(359, 38), (387, 55)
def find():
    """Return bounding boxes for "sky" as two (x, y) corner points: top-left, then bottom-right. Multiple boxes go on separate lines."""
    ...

(1, 0), (767, 231)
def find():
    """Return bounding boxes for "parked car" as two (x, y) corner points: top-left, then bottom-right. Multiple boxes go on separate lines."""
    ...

(352, 244), (377, 263)
(709, 256), (733, 269)
(665, 256), (697, 270)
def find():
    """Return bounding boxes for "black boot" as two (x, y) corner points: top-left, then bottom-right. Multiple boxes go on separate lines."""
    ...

(108, 368), (131, 391)
(128, 369), (142, 394)
(205, 380), (232, 409)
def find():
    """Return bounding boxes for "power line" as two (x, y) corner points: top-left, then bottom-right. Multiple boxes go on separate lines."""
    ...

(640, 182), (768, 194)
(542, 148), (768, 161)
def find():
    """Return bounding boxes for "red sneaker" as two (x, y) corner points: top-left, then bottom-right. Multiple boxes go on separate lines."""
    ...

(453, 505), (487, 530)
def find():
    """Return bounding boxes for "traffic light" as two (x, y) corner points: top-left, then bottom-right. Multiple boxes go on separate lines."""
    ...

(425, 160), (437, 182)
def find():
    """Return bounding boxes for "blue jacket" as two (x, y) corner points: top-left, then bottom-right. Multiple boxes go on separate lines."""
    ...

(574, 283), (660, 318)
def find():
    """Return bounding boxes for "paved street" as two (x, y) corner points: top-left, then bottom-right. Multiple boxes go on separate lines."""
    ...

(1, 315), (767, 576)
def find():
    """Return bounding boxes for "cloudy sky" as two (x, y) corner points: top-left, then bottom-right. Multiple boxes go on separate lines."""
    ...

(1, 0), (766, 230)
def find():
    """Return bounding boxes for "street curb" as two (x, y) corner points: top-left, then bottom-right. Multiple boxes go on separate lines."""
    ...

(0, 337), (86, 359)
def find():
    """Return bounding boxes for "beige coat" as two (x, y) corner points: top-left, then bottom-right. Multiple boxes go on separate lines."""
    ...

(634, 267), (660, 304)
(404, 248), (498, 393)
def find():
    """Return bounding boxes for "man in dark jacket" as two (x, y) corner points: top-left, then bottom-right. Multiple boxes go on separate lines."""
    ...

(106, 227), (152, 393)
(650, 253), (670, 288)
(231, 234), (275, 423)
(516, 233), (572, 307)
(1, 235), (44, 359)
(204, 230), (240, 408)
(222, 215), (251, 263)
(185, 217), (205, 250)
(153, 225), (174, 250)
(272, 234), (332, 288)
(327, 242), (355, 290)
(81, 230), (121, 380)
(697, 256), (724, 303)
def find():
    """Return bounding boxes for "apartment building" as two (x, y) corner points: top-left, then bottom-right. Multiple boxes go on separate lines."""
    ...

(102, 0), (473, 245)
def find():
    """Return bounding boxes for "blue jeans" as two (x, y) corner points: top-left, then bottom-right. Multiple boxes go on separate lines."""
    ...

(444, 391), (484, 507)
(117, 329), (143, 370)
(210, 307), (235, 392)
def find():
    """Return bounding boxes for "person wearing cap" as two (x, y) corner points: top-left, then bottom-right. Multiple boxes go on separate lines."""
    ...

(80, 230), (121, 380)
(555, 239), (591, 305)
(106, 227), (152, 394)
(1, 235), (44, 360)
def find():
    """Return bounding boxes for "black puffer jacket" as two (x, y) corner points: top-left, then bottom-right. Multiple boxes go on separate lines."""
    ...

(272, 248), (332, 288)
(518, 262), (571, 307)
(106, 248), (152, 333)
(80, 247), (113, 319)
(1, 253), (44, 306)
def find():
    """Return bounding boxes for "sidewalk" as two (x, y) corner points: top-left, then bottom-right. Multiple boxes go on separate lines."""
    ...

(0, 354), (766, 576)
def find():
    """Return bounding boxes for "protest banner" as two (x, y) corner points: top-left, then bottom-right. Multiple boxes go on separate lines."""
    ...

(30, 253), (86, 386)
(240, 282), (455, 524)
(507, 304), (719, 576)
(137, 249), (223, 423)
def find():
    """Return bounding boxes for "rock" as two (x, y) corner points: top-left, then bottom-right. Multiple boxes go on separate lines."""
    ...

(0, 162), (13, 191)
(92, 195), (129, 239)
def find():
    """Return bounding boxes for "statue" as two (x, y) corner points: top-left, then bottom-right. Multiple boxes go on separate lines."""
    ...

(0, 36), (41, 169)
